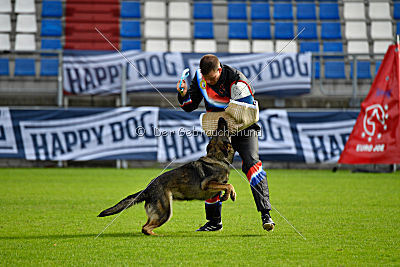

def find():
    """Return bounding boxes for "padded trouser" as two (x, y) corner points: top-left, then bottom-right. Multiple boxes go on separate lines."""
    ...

(204, 129), (271, 221)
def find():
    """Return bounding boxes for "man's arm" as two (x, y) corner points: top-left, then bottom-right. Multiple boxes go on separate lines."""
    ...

(177, 72), (204, 112)
(230, 81), (255, 104)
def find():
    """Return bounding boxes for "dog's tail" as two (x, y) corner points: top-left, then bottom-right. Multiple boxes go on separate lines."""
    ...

(97, 191), (144, 217)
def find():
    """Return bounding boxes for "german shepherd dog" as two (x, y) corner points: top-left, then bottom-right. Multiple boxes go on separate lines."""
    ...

(98, 118), (236, 235)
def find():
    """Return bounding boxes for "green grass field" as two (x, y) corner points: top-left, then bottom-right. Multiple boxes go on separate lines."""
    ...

(0, 168), (399, 266)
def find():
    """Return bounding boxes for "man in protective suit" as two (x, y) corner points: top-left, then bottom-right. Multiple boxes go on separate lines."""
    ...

(176, 54), (275, 232)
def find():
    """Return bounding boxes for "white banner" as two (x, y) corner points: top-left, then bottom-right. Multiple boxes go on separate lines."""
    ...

(0, 107), (18, 154)
(63, 51), (184, 95)
(297, 120), (356, 163)
(258, 109), (296, 155)
(187, 52), (312, 94)
(156, 117), (208, 163)
(20, 107), (159, 161)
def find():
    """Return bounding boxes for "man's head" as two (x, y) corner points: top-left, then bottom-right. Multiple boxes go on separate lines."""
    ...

(200, 54), (222, 85)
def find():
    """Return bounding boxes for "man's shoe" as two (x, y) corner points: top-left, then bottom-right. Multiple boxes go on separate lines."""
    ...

(196, 221), (223, 232)
(262, 214), (275, 231)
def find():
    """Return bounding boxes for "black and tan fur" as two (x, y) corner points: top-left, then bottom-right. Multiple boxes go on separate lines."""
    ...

(98, 118), (236, 235)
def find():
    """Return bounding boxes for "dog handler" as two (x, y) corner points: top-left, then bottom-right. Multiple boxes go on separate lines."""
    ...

(176, 54), (275, 232)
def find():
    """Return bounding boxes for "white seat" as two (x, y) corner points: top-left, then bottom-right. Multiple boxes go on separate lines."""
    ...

(170, 40), (192, 52)
(0, 33), (10, 50)
(16, 14), (37, 33)
(347, 41), (369, 58)
(369, 2), (390, 20)
(345, 22), (367, 40)
(168, 21), (190, 38)
(0, 14), (11, 32)
(15, 33), (35, 51)
(168, 2), (190, 19)
(145, 39), (168, 52)
(229, 40), (251, 53)
(144, 20), (166, 38)
(371, 21), (393, 39)
(275, 40), (298, 53)
(373, 40), (391, 55)
(252, 40), (274, 53)
(0, 0), (12, 13)
(343, 2), (365, 20)
(144, 1), (166, 19)
(194, 40), (217, 53)
(15, 0), (36, 13)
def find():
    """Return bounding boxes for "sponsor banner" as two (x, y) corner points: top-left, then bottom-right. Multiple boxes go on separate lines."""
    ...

(157, 110), (209, 163)
(63, 51), (183, 95)
(0, 107), (18, 155)
(63, 51), (311, 96)
(19, 107), (159, 161)
(186, 52), (312, 96)
(0, 108), (359, 163)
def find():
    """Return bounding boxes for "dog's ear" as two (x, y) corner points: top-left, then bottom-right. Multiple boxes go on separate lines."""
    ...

(217, 117), (228, 132)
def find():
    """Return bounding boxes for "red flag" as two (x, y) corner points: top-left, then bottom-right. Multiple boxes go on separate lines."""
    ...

(339, 44), (400, 164)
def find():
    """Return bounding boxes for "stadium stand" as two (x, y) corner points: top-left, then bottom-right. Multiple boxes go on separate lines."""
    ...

(14, 58), (35, 76)
(0, 58), (9, 75)
(0, 0), (398, 108)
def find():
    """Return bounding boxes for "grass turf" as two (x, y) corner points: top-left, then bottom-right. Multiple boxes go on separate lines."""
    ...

(0, 168), (399, 265)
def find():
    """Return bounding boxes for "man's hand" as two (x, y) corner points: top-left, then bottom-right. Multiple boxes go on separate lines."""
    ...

(177, 80), (188, 97)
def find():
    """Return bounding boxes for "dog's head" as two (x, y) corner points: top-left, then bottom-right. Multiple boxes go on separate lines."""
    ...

(206, 118), (235, 164)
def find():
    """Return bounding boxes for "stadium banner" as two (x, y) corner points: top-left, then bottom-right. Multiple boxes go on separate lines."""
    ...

(2, 107), (159, 161)
(63, 51), (311, 96)
(0, 107), (358, 163)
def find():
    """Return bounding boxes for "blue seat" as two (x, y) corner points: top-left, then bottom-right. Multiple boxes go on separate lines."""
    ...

(121, 40), (141, 51)
(321, 22), (341, 40)
(193, 2), (213, 19)
(397, 22), (400, 35)
(274, 22), (294, 39)
(324, 61), (346, 79)
(0, 58), (9, 75)
(350, 61), (371, 79)
(273, 3), (293, 20)
(228, 3), (247, 20)
(298, 22), (317, 39)
(120, 21), (141, 38)
(375, 61), (381, 75)
(42, 1), (62, 17)
(194, 22), (214, 38)
(41, 19), (62, 37)
(15, 58), (35, 76)
(121, 2), (141, 18)
(228, 22), (248, 39)
(252, 22), (271, 39)
(41, 39), (62, 50)
(40, 58), (58, 76)
(299, 41), (319, 53)
(394, 3), (400, 19)
(323, 42), (343, 53)
(296, 3), (316, 20)
(314, 61), (320, 79)
(251, 3), (270, 20)
(319, 3), (339, 20)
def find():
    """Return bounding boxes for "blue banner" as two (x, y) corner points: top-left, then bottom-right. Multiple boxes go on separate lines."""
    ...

(0, 107), (358, 163)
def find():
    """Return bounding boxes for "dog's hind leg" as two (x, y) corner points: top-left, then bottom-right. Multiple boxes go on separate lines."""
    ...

(142, 192), (173, 236)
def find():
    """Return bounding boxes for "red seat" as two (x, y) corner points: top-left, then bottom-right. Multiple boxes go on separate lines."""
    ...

(65, 0), (120, 50)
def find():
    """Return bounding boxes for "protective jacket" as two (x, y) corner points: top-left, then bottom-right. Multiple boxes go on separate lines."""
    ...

(178, 64), (255, 112)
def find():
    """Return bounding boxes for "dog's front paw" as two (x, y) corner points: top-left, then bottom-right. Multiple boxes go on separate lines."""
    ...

(220, 193), (229, 202)
(230, 189), (236, 202)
